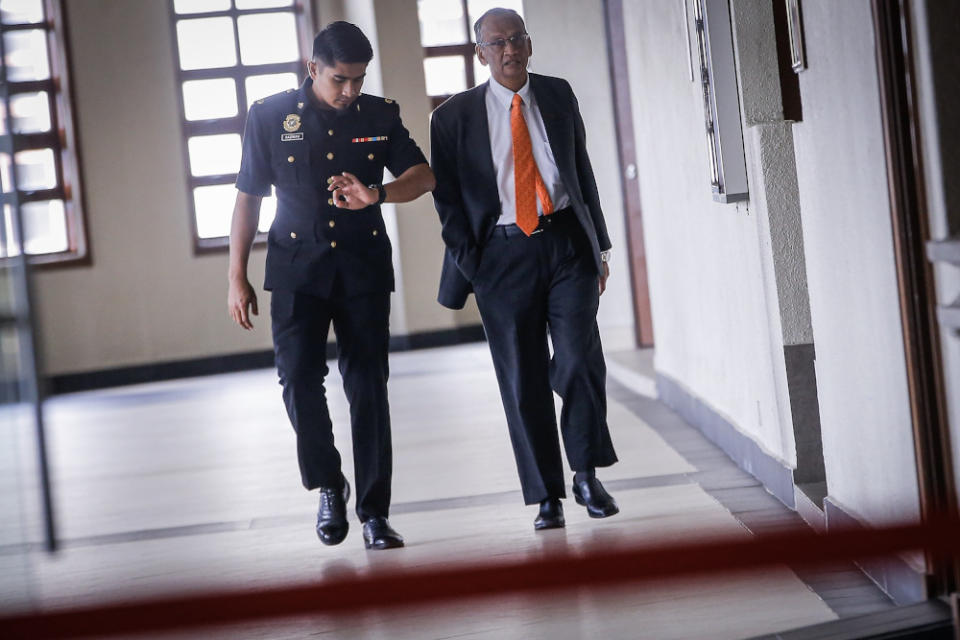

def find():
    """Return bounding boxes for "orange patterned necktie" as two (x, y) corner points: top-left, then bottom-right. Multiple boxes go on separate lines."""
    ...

(511, 93), (553, 236)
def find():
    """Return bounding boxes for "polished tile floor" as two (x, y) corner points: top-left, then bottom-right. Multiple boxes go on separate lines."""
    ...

(4, 343), (892, 638)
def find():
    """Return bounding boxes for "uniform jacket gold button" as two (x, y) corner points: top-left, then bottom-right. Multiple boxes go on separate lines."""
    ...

(326, 152), (334, 160)
(328, 129), (334, 136)
(290, 231), (297, 239)
(327, 198), (334, 206)
(329, 220), (335, 228)
(327, 177), (335, 184)
(330, 241), (337, 248)
(287, 155), (295, 163)
(372, 229), (378, 236)
(367, 153), (374, 160)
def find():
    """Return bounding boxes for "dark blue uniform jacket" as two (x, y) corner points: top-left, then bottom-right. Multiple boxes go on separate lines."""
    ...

(236, 78), (427, 298)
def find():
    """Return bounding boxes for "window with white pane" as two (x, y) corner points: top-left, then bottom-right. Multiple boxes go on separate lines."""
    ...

(170, 0), (311, 250)
(0, 0), (86, 263)
(417, 0), (523, 109)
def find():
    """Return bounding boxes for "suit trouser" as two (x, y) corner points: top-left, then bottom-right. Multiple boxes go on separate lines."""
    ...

(472, 212), (618, 505)
(270, 288), (392, 521)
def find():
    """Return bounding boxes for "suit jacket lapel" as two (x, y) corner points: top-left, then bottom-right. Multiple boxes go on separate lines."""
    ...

(529, 74), (574, 182)
(465, 82), (500, 212)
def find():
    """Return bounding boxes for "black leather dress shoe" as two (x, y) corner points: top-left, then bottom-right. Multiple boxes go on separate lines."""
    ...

(534, 497), (565, 530)
(572, 475), (619, 518)
(316, 478), (350, 545)
(362, 516), (404, 550)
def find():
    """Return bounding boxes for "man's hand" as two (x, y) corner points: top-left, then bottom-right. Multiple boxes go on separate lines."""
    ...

(328, 171), (378, 210)
(599, 262), (610, 296)
(228, 276), (259, 330)
(227, 191), (262, 330)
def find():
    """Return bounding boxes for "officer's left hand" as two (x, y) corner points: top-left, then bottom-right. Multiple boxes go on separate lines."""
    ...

(328, 171), (378, 210)
(599, 262), (609, 296)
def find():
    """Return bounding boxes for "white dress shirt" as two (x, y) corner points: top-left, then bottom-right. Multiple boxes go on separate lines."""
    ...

(485, 76), (570, 226)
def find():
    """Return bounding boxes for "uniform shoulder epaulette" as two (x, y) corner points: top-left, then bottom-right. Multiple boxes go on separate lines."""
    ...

(253, 88), (298, 110)
(356, 94), (400, 113)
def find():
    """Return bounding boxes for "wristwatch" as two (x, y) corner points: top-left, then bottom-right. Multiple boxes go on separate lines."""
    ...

(368, 183), (387, 205)
(600, 249), (612, 263)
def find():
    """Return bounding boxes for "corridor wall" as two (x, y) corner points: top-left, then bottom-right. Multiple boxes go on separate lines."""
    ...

(790, 0), (919, 531)
(620, 0), (796, 478)
(621, 0), (924, 601)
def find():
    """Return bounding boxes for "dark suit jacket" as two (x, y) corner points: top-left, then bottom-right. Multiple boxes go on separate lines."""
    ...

(430, 73), (612, 310)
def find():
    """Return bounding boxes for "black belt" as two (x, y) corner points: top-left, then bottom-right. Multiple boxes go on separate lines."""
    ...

(494, 206), (576, 238)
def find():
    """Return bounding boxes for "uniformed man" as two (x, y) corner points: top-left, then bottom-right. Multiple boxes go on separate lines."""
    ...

(227, 21), (435, 550)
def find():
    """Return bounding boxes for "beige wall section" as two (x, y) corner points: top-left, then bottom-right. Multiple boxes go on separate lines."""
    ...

(340, 0), (480, 336)
(36, 0), (476, 376)
(36, 0), (271, 376)
(523, 0), (636, 349)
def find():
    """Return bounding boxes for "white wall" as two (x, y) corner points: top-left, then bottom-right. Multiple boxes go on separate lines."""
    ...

(791, 0), (920, 526)
(617, 0), (922, 529)
(621, 0), (792, 465)
(523, 0), (636, 349)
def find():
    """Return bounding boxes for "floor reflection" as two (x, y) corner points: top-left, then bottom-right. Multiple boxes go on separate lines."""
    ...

(5, 344), (873, 637)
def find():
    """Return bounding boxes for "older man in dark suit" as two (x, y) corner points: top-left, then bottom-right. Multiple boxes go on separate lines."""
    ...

(430, 7), (619, 530)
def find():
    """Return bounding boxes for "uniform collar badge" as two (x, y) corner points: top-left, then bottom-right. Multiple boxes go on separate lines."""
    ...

(283, 114), (302, 133)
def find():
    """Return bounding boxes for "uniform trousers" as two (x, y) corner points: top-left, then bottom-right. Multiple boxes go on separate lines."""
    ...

(270, 287), (392, 521)
(472, 209), (618, 505)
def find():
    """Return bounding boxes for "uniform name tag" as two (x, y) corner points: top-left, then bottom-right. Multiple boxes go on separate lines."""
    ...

(351, 136), (388, 143)
(281, 133), (304, 141)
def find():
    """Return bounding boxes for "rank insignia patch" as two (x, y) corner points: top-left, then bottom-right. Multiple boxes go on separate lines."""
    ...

(351, 136), (389, 143)
(283, 114), (302, 132)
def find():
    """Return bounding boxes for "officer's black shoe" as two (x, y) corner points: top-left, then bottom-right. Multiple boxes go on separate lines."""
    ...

(362, 517), (404, 550)
(316, 477), (350, 546)
(572, 475), (619, 518)
(534, 497), (565, 530)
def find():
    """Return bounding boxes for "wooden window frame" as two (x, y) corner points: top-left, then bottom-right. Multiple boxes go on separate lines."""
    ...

(422, 0), (477, 110)
(168, 0), (314, 254)
(1, 0), (89, 268)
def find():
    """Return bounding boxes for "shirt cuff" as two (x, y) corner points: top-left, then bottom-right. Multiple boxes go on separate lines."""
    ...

(600, 249), (612, 263)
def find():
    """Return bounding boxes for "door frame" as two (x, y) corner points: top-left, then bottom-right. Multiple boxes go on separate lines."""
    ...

(872, 0), (958, 596)
(603, 0), (654, 348)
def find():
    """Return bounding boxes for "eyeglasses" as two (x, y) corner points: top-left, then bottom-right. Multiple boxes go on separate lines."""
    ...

(477, 32), (529, 50)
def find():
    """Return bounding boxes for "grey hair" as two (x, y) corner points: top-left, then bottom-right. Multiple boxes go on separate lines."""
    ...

(473, 8), (525, 43)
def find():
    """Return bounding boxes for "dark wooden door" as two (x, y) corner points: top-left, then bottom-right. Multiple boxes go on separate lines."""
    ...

(603, 0), (654, 347)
